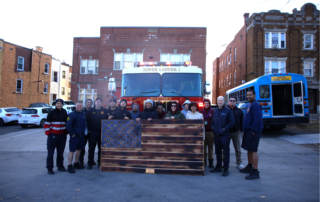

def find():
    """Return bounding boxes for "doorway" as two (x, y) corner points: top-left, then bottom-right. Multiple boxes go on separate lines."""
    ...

(272, 84), (293, 116)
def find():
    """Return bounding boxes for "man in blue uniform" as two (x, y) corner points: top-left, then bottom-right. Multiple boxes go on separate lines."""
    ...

(240, 90), (263, 180)
(86, 98), (108, 169)
(66, 101), (87, 173)
(79, 99), (93, 166)
(210, 96), (235, 177)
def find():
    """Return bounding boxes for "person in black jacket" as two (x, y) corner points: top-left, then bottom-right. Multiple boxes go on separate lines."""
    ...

(110, 99), (132, 119)
(136, 99), (158, 121)
(210, 96), (235, 177)
(107, 98), (119, 119)
(79, 99), (93, 166)
(66, 101), (86, 173)
(227, 97), (244, 170)
(86, 98), (108, 169)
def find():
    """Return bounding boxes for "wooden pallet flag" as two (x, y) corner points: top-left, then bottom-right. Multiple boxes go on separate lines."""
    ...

(101, 119), (204, 176)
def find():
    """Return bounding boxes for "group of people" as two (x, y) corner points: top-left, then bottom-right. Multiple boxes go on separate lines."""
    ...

(44, 90), (262, 180)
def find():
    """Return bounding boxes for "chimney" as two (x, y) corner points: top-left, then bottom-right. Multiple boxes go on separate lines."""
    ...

(36, 46), (43, 52)
(243, 13), (250, 25)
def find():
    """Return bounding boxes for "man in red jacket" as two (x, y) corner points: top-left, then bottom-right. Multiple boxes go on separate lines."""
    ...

(199, 99), (214, 168)
(44, 99), (68, 174)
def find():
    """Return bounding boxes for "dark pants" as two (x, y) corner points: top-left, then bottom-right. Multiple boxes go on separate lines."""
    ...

(215, 135), (231, 170)
(79, 133), (90, 163)
(46, 133), (67, 169)
(88, 131), (101, 165)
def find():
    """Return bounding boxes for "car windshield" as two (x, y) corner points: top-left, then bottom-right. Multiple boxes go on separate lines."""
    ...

(162, 73), (202, 97)
(64, 101), (75, 105)
(21, 109), (37, 114)
(4, 108), (21, 112)
(122, 73), (160, 97)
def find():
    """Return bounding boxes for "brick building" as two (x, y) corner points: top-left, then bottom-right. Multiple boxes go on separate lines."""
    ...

(212, 14), (249, 105)
(0, 40), (52, 109)
(71, 27), (207, 106)
(212, 3), (319, 113)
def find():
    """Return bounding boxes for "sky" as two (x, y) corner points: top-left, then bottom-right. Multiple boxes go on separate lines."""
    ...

(0, 0), (319, 85)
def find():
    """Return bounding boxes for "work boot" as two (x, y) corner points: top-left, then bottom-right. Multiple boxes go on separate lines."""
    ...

(210, 166), (223, 173)
(79, 160), (84, 166)
(74, 162), (85, 169)
(240, 164), (253, 173)
(48, 169), (54, 174)
(57, 166), (66, 172)
(208, 160), (214, 168)
(204, 159), (207, 166)
(98, 162), (100, 167)
(222, 169), (229, 176)
(92, 161), (96, 166)
(245, 169), (260, 180)
(87, 164), (93, 170)
(67, 164), (76, 173)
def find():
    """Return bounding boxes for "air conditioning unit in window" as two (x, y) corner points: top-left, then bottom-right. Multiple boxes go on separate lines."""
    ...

(272, 44), (278, 48)
(88, 70), (93, 74)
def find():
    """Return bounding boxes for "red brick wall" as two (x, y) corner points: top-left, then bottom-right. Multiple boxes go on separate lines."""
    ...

(72, 27), (207, 106)
(0, 42), (52, 109)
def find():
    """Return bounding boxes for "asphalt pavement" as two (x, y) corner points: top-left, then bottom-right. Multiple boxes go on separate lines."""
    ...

(0, 125), (319, 202)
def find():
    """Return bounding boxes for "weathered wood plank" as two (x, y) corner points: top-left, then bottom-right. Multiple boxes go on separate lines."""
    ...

(141, 120), (203, 124)
(142, 136), (203, 141)
(101, 155), (202, 161)
(141, 143), (203, 150)
(101, 151), (203, 158)
(142, 124), (203, 129)
(101, 162), (203, 170)
(142, 128), (203, 133)
(141, 132), (203, 137)
(101, 148), (203, 153)
(141, 140), (203, 145)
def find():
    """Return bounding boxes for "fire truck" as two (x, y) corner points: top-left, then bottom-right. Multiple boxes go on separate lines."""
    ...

(108, 61), (211, 112)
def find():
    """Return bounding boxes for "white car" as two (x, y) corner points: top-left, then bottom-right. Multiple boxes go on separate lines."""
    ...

(51, 100), (76, 114)
(18, 108), (51, 128)
(0, 107), (22, 126)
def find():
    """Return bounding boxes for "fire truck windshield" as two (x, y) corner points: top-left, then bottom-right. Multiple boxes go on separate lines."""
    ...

(162, 73), (202, 97)
(122, 73), (161, 97)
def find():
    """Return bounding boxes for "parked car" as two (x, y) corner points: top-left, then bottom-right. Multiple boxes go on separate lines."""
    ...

(18, 108), (51, 128)
(51, 100), (76, 114)
(28, 103), (51, 108)
(0, 107), (22, 126)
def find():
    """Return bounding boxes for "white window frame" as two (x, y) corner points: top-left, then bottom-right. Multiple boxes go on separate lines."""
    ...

(80, 59), (99, 74)
(16, 79), (23, 93)
(160, 53), (190, 63)
(52, 71), (58, 82)
(61, 87), (65, 96)
(229, 73), (231, 86)
(17, 56), (24, 71)
(264, 57), (287, 75)
(301, 30), (317, 50)
(234, 48), (236, 61)
(264, 28), (287, 49)
(114, 53), (142, 70)
(43, 82), (48, 93)
(229, 53), (231, 64)
(44, 63), (49, 74)
(69, 73), (72, 82)
(234, 70), (236, 84)
(79, 89), (97, 105)
(302, 58), (316, 77)
(68, 88), (71, 96)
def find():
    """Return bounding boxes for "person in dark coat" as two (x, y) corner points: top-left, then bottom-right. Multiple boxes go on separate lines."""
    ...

(107, 98), (119, 119)
(130, 103), (140, 119)
(110, 99), (132, 119)
(79, 99), (93, 166)
(156, 103), (167, 119)
(240, 90), (263, 180)
(210, 96), (235, 177)
(136, 99), (159, 121)
(86, 98), (108, 169)
(227, 96), (244, 170)
(199, 99), (215, 168)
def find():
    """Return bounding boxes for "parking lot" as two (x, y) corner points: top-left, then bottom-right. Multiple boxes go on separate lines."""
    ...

(0, 124), (319, 202)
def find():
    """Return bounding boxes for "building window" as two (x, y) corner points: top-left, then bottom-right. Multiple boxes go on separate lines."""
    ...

(304, 34), (313, 49)
(303, 58), (316, 77)
(230, 73), (231, 86)
(226, 76), (228, 87)
(213, 67), (215, 75)
(17, 56), (24, 71)
(43, 82), (48, 93)
(44, 63), (49, 74)
(68, 88), (71, 96)
(265, 32), (286, 49)
(61, 87), (65, 96)
(79, 89), (97, 105)
(229, 53), (231, 64)
(114, 54), (142, 70)
(81, 59), (99, 74)
(160, 54), (190, 63)
(234, 48), (236, 61)
(219, 80), (220, 88)
(69, 73), (72, 82)
(16, 79), (23, 93)
(62, 71), (66, 79)
(234, 70), (236, 84)
(53, 71), (58, 82)
(264, 57), (287, 74)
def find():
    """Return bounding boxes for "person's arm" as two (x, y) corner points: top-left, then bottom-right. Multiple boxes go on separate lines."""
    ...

(44, 110), (52, 136)
(66, 113), (76, 136)
(251, 104), (263, 133)
(180, 113), (186, 120)
(224, 109), (235, 131)
(86, 110), (92, 131)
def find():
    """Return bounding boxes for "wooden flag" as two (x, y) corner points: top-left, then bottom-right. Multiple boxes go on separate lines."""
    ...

(101, 119), (204, 176)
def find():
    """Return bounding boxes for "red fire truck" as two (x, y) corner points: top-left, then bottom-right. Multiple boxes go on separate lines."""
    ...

(108, 61), (211, 112)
